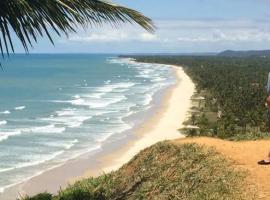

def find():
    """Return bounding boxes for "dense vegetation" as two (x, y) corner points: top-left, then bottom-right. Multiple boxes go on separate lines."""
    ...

(218, 50), (270, 57)
(131, 56), (270, 140)
(21, 142), (252, 200)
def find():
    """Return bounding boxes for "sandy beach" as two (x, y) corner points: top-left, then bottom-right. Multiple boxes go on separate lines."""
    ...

(1, 64), (195, 200)
(92, 65), (195, 174)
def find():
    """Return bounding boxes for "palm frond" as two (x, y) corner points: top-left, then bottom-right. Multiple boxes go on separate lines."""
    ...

(0, 0), (155, 57)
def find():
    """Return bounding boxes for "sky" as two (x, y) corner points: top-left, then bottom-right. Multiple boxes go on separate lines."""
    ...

(12, 0), (270, 53)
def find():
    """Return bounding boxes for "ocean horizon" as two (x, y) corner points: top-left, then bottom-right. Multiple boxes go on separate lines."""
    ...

(0, 54), (176, 193)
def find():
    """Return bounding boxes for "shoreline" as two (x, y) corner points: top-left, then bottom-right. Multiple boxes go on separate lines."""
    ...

(90, 65), (195, 175)
(1, 64), (195, 199)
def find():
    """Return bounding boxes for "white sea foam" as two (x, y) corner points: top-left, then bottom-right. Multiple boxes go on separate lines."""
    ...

(0, 120), (7, 126)
(0, 130), (21, 142)
(114, 82), (135, 88)
(95, 82), (136, 93)
(70, 98), (85, 106)
(95, 123), (132, 143)
(69, 95), (127, 109)
(42, 139), (79, 151)
(0, 150), (65, 175)
(56, 108), (77, 116)
(65, 139), (79, 149)
(0, 110), (10, 114)
(88, 96), (127, 108)
(0, 143), (102, 194)
(14, 106), (25, 110)
(151, 77), (166, 82)
(42, 115), (91, 128)
(84, 92), (103, 98)
(20, 125), (66, 134)
(73, 95), (80, 99)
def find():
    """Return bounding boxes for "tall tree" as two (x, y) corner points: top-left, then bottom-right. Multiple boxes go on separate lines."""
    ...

(0, 0), (154, 56)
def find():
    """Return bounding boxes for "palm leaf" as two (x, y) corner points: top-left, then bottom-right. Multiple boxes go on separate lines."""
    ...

(0, 0), (155, 57)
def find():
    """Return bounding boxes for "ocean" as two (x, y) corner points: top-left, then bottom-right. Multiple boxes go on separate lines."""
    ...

(0, 54), (175, 193)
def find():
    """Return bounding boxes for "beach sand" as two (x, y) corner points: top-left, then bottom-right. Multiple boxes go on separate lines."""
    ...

(1, 65), (195, 199)
(89, 66), (195, 175)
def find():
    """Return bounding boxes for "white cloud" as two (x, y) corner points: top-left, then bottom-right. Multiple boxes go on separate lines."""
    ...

(68, 30), (158, 43)
(69, 31), (129, 42)
(177, 28), (270, 43)
(139, 33), (158, 41)
(59, 19), (270, 53)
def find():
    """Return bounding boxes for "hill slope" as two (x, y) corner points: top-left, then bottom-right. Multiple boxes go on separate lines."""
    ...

(218, 50), (270, 57)
(174, 137), (270, 199)
(21, 142), (252, 200)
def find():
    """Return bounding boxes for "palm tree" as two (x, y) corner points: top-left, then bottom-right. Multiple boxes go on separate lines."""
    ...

(0, 0), (154, 57)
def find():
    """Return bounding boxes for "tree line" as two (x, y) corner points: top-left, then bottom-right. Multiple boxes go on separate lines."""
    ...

(131, 55), (270, 139)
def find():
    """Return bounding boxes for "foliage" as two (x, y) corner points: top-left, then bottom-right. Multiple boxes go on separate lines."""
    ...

(21, 193), (52, 200)
(0, 0), (154, 57)
(131, 55), (270, 140)
(20, 142), (253, 200)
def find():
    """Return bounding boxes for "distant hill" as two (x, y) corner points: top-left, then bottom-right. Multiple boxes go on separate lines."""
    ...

(218, 50), (270, 57)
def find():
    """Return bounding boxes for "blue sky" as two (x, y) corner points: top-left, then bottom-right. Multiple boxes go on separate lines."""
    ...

(13, 0), (270, 53)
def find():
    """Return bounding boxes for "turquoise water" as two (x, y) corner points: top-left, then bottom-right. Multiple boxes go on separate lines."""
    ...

(0, 54), (175, 192)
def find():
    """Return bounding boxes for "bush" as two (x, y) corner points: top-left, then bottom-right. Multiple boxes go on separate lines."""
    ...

(20, 193), (52, 200)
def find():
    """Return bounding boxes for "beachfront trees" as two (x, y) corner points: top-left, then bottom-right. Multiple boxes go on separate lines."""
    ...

(132, 55), (270, 139)
(0, 0), (154, 56)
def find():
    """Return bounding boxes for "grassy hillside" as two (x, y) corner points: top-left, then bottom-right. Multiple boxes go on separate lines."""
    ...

(21, 142), (254, 200)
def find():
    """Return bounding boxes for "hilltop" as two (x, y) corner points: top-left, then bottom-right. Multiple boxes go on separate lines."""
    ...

(22, 142), (253, 200)
(218, 50), (270, 57)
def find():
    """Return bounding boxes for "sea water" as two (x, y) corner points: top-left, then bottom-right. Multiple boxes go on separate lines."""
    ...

(0, 54), (175, 193)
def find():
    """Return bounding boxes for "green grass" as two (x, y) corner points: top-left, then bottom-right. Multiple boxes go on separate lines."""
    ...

(20, 142), (255, 200)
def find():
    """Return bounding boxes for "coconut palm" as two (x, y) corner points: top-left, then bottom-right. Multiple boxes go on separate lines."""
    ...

(0, 0), (154, 57)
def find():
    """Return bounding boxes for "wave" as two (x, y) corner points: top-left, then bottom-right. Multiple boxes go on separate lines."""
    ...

(56, 108), (77, 116)
(151, 77), (166, 82)
(0, 138), (80, 194)
(0, 125), (67, 142)
(14, 106), (26, 110)
(42, 115), (91, 128)
(73, 95), (80, 99)
(0, 130), (22, 142)
(95, 82), (136, 93)
(107, 57), (135, 65)
(19, 124), (66, 134)
(0, 143), (102, 194)
(69, 95), (127, 109)
(144, 94), (153, 106)
(84, 92), (104, 99)
(104, 80), (111, 84)
(0, 120), (7, 126)
(64, 139), (79, 150)
(40, 139), (79, 151)
(57, 108), (110, 118)
(88, 96), (127, 109)
(95, 122), (132, 143)
(0, 150), (65, 174)
(0, 110), (10, 114)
